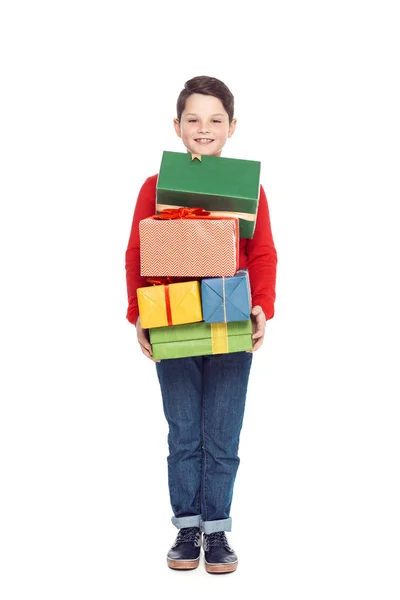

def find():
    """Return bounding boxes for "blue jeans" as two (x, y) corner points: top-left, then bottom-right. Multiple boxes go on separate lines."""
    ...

(155, 351), (253, 534)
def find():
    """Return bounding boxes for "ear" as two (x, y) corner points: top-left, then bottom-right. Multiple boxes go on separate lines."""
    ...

(173, 118), (181, 138)
(228, 118), (237, 138)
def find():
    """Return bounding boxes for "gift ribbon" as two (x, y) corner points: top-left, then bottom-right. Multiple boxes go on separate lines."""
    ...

(156, 203), (256, 222)
(146, 278), (174, 326)
(164, 285), (173, 326)
(211, 322), (228, 354)
(222, 277), (227, 323)
(146, 277), (174, 285)
(153, 207), (210, 220)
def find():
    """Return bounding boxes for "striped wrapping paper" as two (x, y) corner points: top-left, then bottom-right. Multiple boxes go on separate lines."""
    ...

(139, 216), (239, 278)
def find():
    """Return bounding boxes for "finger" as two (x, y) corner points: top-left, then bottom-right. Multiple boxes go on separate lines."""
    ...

(251, 317), (261, 332)
(139, 343), (160, 362)
(252, 336), (265, 352)
(252, 313), (264, 327)
(252, 319), (265, 334)
(138, 339), (155, 357)
(252, 330), (264, 340)
(138, 337), (152, 353)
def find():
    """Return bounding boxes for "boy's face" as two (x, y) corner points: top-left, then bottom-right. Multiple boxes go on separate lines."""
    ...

(174, 93), (236, 157)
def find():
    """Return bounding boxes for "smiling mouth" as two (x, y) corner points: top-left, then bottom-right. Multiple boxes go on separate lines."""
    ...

(194, 138), (214, 143)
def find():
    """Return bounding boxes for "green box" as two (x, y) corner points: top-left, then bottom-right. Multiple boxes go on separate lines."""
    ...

(150, 320), (253, 360)
(156, 151), (261, 238)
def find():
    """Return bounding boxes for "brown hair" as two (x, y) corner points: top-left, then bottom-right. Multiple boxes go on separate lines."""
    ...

(176, 76), (234, 123)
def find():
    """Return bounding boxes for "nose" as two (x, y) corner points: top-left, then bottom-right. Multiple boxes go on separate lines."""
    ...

(197, 122), (210, 133)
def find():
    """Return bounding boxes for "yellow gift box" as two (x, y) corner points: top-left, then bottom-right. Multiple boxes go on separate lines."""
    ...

(137, 280), (203, 329)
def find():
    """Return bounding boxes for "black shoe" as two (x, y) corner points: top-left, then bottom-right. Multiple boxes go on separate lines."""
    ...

(203, 531), (238, 573)
(167, 527), (202, 570)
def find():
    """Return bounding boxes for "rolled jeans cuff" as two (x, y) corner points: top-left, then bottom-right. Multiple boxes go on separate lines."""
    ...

(171, 514), (201, 529)
(201, 518), (232, 534)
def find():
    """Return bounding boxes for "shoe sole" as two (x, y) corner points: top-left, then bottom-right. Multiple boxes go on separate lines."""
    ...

(167, 557), (200, 570)
(205, 560), (238, 574)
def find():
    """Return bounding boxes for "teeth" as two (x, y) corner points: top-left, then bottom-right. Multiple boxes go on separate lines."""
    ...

(196, 139), (213, 143)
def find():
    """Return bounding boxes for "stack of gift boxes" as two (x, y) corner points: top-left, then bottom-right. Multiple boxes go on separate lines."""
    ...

(137, 150), (261, 360)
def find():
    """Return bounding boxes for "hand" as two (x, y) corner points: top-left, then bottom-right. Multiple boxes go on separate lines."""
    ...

(136, 317), (160, 362)
(248, 305), (266, 352)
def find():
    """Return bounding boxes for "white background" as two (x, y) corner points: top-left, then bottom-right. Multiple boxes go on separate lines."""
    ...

(1, 1), (399, 598)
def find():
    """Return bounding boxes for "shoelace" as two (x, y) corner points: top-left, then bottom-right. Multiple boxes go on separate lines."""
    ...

(204, 531), (231, 549)
(174, 527), (200, 546)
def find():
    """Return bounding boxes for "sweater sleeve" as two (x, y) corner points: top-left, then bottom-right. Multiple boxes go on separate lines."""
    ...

(125, 175), (157, 325)
(245, 184), (278, 320)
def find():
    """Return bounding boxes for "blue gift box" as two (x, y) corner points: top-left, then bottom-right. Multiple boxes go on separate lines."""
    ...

(201, 270), (251, 323)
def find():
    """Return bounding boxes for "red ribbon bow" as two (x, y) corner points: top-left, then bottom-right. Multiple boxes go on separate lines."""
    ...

(153, 207), (210, 219)
(146, 277), (175, 285)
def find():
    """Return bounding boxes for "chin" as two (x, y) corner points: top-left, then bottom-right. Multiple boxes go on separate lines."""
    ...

(185, 143), (222, 157)
(199, 146), (219, 156)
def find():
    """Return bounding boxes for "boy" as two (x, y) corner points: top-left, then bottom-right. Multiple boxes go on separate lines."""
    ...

(125, 76), (277, 573)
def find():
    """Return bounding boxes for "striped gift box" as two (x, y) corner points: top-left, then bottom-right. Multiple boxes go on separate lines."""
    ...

(139, 213), (239, 278)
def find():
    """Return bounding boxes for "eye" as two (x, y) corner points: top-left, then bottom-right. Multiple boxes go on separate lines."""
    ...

(188, 119), (197, 123)
(213, 120), (222, 123)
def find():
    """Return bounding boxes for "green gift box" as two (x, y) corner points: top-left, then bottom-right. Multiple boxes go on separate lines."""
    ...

(150, 320), (253, 360)
(156, 151), (261, 238)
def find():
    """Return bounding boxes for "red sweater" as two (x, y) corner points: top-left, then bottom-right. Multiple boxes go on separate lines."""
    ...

(125, 174), (278, 325)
